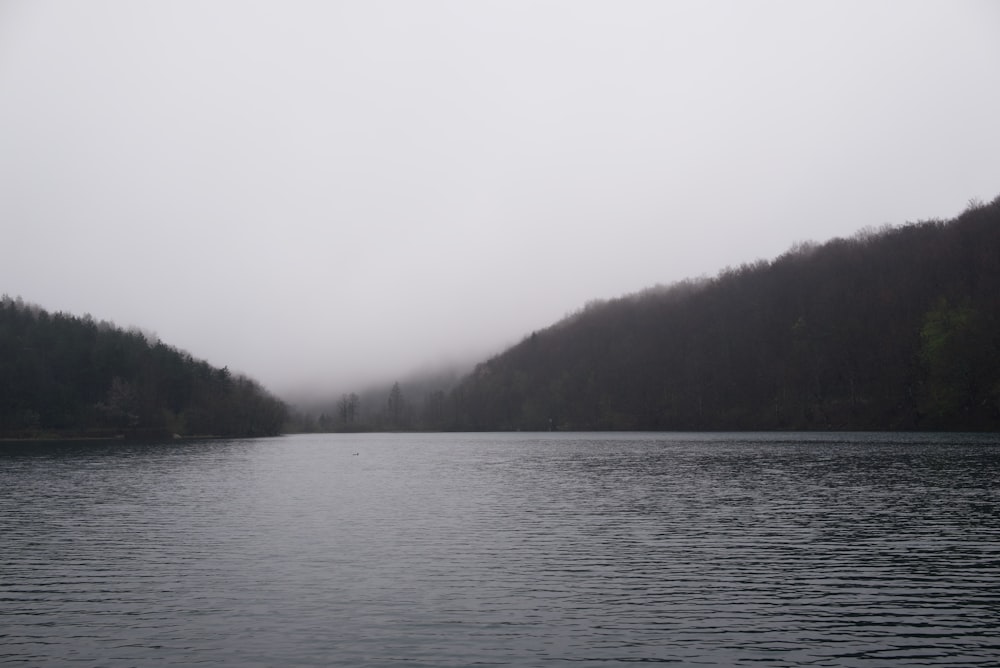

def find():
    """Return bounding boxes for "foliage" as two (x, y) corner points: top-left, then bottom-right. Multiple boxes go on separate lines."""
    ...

(0, 299), (288, 438)
(445, 195), (1000, 431)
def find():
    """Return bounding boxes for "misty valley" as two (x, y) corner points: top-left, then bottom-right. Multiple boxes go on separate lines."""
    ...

(4, 3), (998, 666)
(1, 199), (998, 667)
(3, 196), (1000, 439)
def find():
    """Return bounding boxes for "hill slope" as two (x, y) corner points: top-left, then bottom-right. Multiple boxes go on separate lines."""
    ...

(450, 197), (1000, 431)
(0, 299), (288, 438)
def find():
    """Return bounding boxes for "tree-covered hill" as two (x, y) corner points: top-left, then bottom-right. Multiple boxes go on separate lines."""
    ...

(0, 299), (288, 438)
(449, 196), (1000, 431)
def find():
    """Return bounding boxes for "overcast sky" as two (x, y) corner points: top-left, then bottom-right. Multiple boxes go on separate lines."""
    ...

(2, 1), (999, 397)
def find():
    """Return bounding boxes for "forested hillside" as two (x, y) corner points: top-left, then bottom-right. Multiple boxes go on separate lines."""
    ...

(448, 197), (1000, 431)
(0, 298), (288, 438)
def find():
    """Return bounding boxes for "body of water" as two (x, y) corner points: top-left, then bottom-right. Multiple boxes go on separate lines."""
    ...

(2, 432), (999, 666)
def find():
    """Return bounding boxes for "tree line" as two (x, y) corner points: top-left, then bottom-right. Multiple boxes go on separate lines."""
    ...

(304, 195), (1000, 432)
(292, 377), (457, 433)
(0, 298), (288, 439)
(445, 196), (1000, 431)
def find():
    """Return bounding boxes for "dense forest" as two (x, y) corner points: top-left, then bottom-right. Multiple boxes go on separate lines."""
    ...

(0, 298), (288, 439)
(315, 196), (1000, 432)
(10, 197), (999, 437)
(443, 197), (1000, 431)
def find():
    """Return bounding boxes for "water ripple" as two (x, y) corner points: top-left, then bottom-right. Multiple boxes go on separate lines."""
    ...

(1, 433), (998, 666)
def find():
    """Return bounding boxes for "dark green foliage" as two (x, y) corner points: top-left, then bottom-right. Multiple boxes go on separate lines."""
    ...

(0, 300), (288, 438)
(918, 299), (996, 426)
(449, 196), (1000, 431)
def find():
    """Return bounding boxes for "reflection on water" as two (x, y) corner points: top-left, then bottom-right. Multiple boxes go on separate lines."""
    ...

(1, 432), (998, 666)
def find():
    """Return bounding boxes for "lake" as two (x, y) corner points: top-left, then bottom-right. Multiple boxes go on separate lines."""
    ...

(1, 432), (998, 667)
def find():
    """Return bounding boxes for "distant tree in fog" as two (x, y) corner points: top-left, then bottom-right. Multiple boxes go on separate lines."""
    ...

(386, 382), (405, 429)
(338, 392), (359, 427)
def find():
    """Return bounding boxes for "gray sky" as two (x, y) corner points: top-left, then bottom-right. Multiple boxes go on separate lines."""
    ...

(2, 1), (999, 397)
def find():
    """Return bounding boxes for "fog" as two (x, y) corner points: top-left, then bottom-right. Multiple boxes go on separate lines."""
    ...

(2, 1), (998, 398)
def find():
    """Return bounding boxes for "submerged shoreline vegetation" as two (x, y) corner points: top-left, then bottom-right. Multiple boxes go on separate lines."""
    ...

(309, 196), (1000, 433)
(0, 299), (288, 439)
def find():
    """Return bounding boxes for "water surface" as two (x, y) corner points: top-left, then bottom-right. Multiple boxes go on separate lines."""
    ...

(2, 432), (998, 666)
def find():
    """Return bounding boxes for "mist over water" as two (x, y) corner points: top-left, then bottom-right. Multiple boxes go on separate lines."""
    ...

(3, 432), (998, 666)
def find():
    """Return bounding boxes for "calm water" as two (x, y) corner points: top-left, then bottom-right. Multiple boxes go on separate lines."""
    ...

(2, 432), (999, 667)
